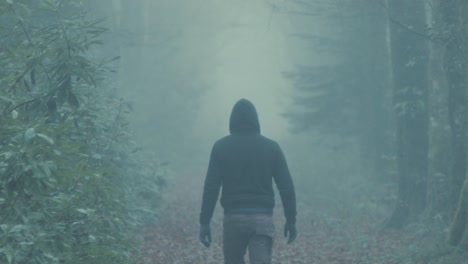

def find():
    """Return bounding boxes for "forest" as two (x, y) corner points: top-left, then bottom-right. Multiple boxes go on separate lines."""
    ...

(0, 0), (467, 263)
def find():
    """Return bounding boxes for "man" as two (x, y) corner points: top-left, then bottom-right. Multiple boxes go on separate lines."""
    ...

(199, 99), (297, 264)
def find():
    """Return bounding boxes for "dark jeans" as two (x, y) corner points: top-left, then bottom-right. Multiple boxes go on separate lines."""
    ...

(223, 214), (275, 264)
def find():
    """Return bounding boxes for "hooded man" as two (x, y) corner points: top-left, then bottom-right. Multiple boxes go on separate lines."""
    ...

(199, 99), (297, 264)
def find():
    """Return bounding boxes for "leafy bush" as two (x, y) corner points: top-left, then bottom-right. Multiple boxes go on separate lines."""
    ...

(0, 1), (164, 263)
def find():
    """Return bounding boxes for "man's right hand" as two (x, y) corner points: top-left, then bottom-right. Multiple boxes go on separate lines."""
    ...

(284, 221), (297, 244)
(199, 224), (211, 247)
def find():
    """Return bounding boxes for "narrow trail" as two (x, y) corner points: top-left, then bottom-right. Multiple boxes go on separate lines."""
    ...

(138, 166), (409, 264)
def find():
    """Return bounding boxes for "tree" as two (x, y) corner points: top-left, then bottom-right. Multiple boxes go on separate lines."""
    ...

(385, 0), (430, 228)
(284, 0), (392, 178)
(92, 0), (210, 164)
(439, 0), (468, 212)
(0, 1), (164, 262)
(443, 0), (468, 248)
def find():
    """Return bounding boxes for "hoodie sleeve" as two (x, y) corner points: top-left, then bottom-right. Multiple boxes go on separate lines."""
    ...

(199, 144), (222, 225)
(273, 143), (297, 224)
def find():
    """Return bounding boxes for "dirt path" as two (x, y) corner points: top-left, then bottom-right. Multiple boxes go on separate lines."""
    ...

(137, 166), (433, 264)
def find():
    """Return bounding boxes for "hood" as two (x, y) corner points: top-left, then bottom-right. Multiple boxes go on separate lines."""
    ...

(229, 99), (261, 134)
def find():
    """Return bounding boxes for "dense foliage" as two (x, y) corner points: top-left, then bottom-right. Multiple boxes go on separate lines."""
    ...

(283, 0), (468, 259)
(0, 1), (165, 263)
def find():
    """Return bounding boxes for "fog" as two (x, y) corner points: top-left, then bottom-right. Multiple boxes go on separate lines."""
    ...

(107, 0), (335, 164)
(192, 1), (293, 142)
(110, 1), (297, 158)
(1, 0), (467, 263)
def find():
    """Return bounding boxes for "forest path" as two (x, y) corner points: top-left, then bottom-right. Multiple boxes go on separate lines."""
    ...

(138, 166), (404, 264)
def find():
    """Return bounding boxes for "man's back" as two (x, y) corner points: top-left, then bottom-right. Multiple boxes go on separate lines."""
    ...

(212, 134), (293, 216)
(199, 98), (297, 264)
(199, 99), (296, 226)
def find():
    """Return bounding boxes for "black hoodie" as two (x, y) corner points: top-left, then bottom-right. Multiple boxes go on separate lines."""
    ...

(199, 99), (297, 225)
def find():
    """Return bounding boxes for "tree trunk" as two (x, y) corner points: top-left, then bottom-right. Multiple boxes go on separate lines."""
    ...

(426, 0), (452, 219)
(359, 1), (392, 181)
(447, 0), (468, 250)
(449, 174), (468, 247)
(386, 0), (430, 228)
(440, 0), (468, 213)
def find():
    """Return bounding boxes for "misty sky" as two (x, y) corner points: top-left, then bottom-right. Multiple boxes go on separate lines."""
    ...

(191, 1), (294, 141)
(112, 0), (326, 160)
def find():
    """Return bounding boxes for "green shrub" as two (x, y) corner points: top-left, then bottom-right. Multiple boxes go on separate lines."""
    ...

(0, 1), (164, 263)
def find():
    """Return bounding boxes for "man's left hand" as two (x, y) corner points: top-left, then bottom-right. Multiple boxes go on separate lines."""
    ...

(199, 224), (211, 247)
(284, 221), (297, 244)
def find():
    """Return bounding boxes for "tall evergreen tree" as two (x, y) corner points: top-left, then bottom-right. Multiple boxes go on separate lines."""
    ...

(285, 0), (392, 177)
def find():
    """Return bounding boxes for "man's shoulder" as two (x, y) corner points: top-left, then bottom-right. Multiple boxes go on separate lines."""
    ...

(212, 136), (231, 149)
(258, 135), (280, 147)
(214, 135), (231, 144)
(213, 134), (280, 149)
